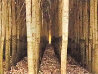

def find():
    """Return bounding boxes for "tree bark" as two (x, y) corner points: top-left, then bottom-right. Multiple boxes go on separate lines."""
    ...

(0, 0), (6, 73)
(5, 0), (11, 70)
(12, 0), (17, 65)
(93, 0), (98, 73)
(61, 0), (69, 74)
(0, 0), (4, 73)
(26, 0), (41, 73)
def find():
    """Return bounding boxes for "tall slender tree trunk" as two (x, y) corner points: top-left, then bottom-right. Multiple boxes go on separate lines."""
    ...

(93, 0), (98, 73)
(84, 0), (89, 67)
(89, 0), (94, 72)
(26, 0), (41, 73)
(26, 0), (33, 73)
(5, 0), (11, 70)
(61, 0), (69, 74)
(91, 0), (96, 72)
(58, 0), (62, 56)
(0, 0), (4, 73)
(0, 0), (6, 73)
(16, 0), (21, 62)
(12, 0), (17, 65)
(0, 36), (4, 74)
(58, 0), (62, 37)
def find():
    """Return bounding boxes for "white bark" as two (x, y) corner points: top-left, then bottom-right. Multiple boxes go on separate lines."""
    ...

(61, 0), (69, 74)
(26, 0), (41, 73)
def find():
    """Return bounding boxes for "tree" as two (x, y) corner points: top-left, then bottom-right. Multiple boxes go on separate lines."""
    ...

(60, 0), (69, 74)
(26, 0), (41, 73)
(5, 0), (11, 70)
(0, 0), (4, 73)
(0, 0), (6, 73)
(12, 0), (17, 65)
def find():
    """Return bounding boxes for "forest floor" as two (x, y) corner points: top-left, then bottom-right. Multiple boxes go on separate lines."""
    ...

(4, 45), (90, 74)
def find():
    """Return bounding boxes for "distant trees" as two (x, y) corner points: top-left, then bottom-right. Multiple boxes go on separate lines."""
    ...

(68, 0), (98, 74)
(0, 0), (26, 73)
(0, 0), (98, 74)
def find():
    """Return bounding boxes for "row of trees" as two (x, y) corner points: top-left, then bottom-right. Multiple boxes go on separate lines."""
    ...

(25, 0), (69, 74)
(0, 0), (69, 74)
(3, 0), (98, 74)
(69, 0), (98, 73)
(0, 0), (26, 73)
(0, 0), (12, 73)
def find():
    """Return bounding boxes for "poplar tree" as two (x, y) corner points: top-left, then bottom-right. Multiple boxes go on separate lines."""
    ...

(61, 0), (69, 74)
(0, 0), (4, 73)
(5, 0), (11, 70)
(26, 0), (41, 73)
(12, 0), (17, 65)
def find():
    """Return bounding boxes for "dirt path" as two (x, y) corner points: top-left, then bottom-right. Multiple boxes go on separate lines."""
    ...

(39, 45), (61, 74)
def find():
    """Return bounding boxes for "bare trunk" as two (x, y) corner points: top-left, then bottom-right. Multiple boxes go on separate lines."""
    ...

(12, 0), (17, 65)
(0, 0), (6, 73)
(93, 0), (98, 73)
(61, 0), (69, 74)
(26, 0), (41, 73)
(5, 0), (11, 70)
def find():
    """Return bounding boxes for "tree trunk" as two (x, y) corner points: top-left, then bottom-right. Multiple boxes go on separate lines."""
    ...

(83, 0), (89, 67)
(12, 0), (17, 65)
(26, 0), (41, 73)
(0, 0), (4, 73)
(88, 0), (94, 72)
(0, 0), (6, 73)
(16, 0), (20, 62)
(5, 0), (11, 70)
(93, 0), (98, 73)
(61, 0), (69, 74)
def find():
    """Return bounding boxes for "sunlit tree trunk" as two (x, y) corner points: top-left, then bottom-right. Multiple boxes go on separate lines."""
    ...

(0, 35), (4, 74)
(0, 0), (2, 73)
(26, 0), (41, 73)
(26, 0), (33, 73)
(0, 0), (4, 73)
(90, 0), (95, 73)
(34, 0), (41, 73)
(0, 0), (6, 73)
(5, 0), (11, 70)
(93, 0), (98, 73)
(61, 0), (69, 74)
(88, 0), (94, 72)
